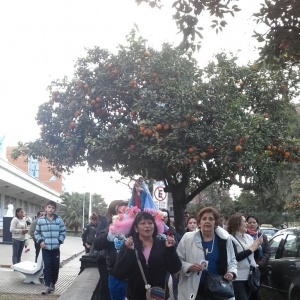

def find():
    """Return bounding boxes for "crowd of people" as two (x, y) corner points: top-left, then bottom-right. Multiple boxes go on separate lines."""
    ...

(77, 179), (269, 300)
(9, 178), (270, 300)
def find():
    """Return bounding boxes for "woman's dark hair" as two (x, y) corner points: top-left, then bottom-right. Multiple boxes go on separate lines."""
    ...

(129, 212), (158, 253)
(105, 200), (128, 222)
(196, 207), (220, 227)
(15, 207), (23, 218)
(161, 208), (171, 227)
(246, 215), (259, 226)
(227, 213), (244, 234)
(90, 212), (100, 223)
(185, 216), (197, 232)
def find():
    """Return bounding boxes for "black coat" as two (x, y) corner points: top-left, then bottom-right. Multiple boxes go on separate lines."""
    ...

(114, 238), (182, 300)
(81, 222), (98, 246)
(93, 224), (125, 280)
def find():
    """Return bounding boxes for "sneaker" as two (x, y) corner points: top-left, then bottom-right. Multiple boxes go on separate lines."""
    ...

(50, 283), (55, 291)
(41, 286), (51, 295)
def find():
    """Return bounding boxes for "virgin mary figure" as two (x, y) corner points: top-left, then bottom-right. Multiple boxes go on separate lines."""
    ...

(128, 177), (157, 211)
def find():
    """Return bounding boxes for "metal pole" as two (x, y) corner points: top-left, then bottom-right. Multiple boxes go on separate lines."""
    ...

(89, 192), (92, 217)
(82, 192), (86, 230)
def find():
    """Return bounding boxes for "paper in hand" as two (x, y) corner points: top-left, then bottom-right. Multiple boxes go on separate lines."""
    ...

(200, 259), (209, 270)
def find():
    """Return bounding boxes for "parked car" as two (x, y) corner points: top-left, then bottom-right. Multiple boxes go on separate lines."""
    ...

(259, 227), (300, 300)
(260, 227), (279, 241)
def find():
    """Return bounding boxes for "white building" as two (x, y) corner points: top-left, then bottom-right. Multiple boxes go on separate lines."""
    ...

(0, 158), (61, 230)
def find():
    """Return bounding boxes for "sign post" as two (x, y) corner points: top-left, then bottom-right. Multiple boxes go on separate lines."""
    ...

(153, 182), (168, 209)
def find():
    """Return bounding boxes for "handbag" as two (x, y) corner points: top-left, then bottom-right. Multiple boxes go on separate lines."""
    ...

(205, 271), (235, 300)
(199, 230), (234, 300)
(234, 236), (261, 291)
(135, 249), (165, 300)
(248, 265), (260, 291)
(89, 242), (106, 261)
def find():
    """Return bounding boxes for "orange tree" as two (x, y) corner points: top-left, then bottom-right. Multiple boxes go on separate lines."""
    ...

(12, 31), (300, 233)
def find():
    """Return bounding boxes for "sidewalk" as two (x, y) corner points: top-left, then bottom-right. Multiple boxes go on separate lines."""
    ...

(0, 236), (86, 296)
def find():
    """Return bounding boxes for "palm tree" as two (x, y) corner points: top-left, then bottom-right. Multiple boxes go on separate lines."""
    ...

(60, 192), (83, 236)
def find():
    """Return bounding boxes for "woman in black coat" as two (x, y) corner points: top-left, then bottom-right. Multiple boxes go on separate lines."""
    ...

(82, 213), (99, 253)
(114, 211), (182, 300)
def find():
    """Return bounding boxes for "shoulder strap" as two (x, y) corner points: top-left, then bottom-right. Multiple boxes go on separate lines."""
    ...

(135, 249), (151, 291)
(234, 236), (251, 265)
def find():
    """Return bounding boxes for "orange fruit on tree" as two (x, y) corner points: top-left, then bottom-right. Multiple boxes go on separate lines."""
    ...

(235, 145), (242, 152)
(163, 124), (170, 131)
(129, 144), (135, 150)
(266, 145), (271, 150)
(156, 124), (162, 131)
(144, 50), (150, 57)
(130, 80), (137, 88)
(284, 151), (290, 158)
(277, 147), (282, 153)
(148, 130), (153, 136)
(272, 146), (277, 151)
(208, 148), (215, 155)
(237, 162), (243, 169)
(84, 83), (89, 89)
(140, 125), (145, 132)
(264, 113), (269, 119)
(91, 99), (96, 106)
(238, 137), (245, 144)
(69, 121), (75, 129)
(108, 63), (113, 68)
(143, 130), (149, 136)
(96, 97), (102, 102)
(113, 69), (119, 75)
(200, 152), (207, 159)
(188, 147), (194, 154)
(293, 145), (299, 152)
(75, 110), (81, 117)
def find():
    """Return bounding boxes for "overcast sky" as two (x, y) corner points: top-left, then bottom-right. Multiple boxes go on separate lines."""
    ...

(0, 0), (264, 203)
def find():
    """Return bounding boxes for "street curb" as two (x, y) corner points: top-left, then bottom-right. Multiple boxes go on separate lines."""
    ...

(60, 250), (85, 268)
(0, 250), (85, 269)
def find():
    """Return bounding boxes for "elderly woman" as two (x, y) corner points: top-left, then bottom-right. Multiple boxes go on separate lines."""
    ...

(227, 213), (262, 300)
(177, 207), (237, 300)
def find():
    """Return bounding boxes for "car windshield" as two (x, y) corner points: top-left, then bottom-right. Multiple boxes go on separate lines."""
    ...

(261, 229), (278, 236)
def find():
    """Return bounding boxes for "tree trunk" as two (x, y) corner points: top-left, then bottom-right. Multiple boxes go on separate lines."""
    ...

(172, 186), (186, 235)
(74, 225), (79, 236)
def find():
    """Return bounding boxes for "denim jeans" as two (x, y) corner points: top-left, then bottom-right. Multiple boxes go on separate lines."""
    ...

(42, 248), (60, 287)
(108, 275), (127, 300)
(233, 280), (251, 300)
(12, 238), (25, 265)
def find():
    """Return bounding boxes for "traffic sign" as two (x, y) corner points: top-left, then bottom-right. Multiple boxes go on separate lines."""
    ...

(153, 186), (167, 201)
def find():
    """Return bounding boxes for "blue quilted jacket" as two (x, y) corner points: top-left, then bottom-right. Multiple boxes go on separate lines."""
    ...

(35, 214), (66, 250)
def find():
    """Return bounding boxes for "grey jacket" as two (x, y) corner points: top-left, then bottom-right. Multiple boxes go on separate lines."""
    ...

(29, 218), (38, 242)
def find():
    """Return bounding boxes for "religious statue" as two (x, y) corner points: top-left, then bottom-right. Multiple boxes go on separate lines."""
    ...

(128, 177), (157, 211)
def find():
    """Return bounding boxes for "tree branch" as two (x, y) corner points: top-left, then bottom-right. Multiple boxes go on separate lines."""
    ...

(186, 174), (222, 204)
